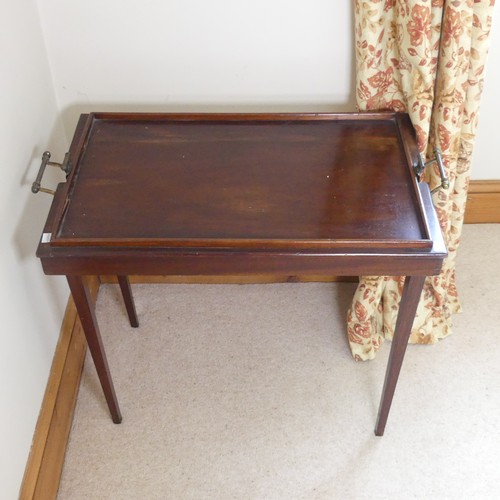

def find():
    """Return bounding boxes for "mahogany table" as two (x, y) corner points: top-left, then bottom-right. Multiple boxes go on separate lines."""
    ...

(36, 112), (447, 435)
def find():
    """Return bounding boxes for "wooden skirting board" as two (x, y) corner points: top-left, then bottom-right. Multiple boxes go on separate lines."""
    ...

(20, 180), (499, 498)
(464, 180), (500, 223)
(19, 277), (99, 500)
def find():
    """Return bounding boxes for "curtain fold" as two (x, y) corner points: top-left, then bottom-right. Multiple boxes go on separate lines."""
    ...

(347, 0), (496, 361)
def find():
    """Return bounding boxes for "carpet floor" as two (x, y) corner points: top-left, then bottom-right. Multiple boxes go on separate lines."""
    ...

(58, 224), (500, 500)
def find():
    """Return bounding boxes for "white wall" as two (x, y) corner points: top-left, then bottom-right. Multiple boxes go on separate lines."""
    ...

(0, 1), (68, 497)
(36, 0), (356, 142)
(471, 12), (499, 179)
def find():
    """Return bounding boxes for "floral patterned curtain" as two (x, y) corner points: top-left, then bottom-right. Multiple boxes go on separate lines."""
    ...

(347, 0), (496, 360)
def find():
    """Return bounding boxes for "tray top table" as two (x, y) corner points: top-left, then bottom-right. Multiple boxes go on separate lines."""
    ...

(37, 112), (447, 435)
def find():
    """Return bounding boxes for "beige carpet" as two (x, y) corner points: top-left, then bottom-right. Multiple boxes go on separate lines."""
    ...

(58, 225), (500, 500)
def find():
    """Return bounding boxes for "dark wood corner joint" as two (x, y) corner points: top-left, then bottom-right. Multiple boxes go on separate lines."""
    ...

(36, 112), (447, 435)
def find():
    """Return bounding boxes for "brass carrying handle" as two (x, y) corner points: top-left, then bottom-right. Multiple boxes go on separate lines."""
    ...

(31, 151), (70, 195)
(414, 147), (450, 195)
(430, 148), (450, 195)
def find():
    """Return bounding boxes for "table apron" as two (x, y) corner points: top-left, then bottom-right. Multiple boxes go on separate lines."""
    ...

(40, 251), (445, 277)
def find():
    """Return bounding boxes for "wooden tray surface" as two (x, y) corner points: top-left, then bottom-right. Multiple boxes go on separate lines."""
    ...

(51, 113), (431, 251)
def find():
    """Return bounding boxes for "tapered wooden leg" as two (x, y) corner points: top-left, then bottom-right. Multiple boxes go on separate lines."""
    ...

(117, 275), (139, 327)
(67, 275), (122, 423)
(375, 275), (426, 436)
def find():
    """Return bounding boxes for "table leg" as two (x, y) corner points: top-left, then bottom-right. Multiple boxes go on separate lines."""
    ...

(117, 275), (139, 327)
(375, 275), (425, 436)
(67, 275), (122, 424)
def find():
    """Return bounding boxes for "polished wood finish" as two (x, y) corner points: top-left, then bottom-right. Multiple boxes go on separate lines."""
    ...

(37, 112), (447, 435)
(117, 275), (139, 327)
(50, 112), (431, 251)
(66, 276), (121, 424)
(375, 275), (426, 436)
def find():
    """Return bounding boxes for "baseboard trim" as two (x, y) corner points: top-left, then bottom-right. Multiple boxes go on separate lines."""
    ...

(19, 278), (99, 500)
(465, 180), (500, 223)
